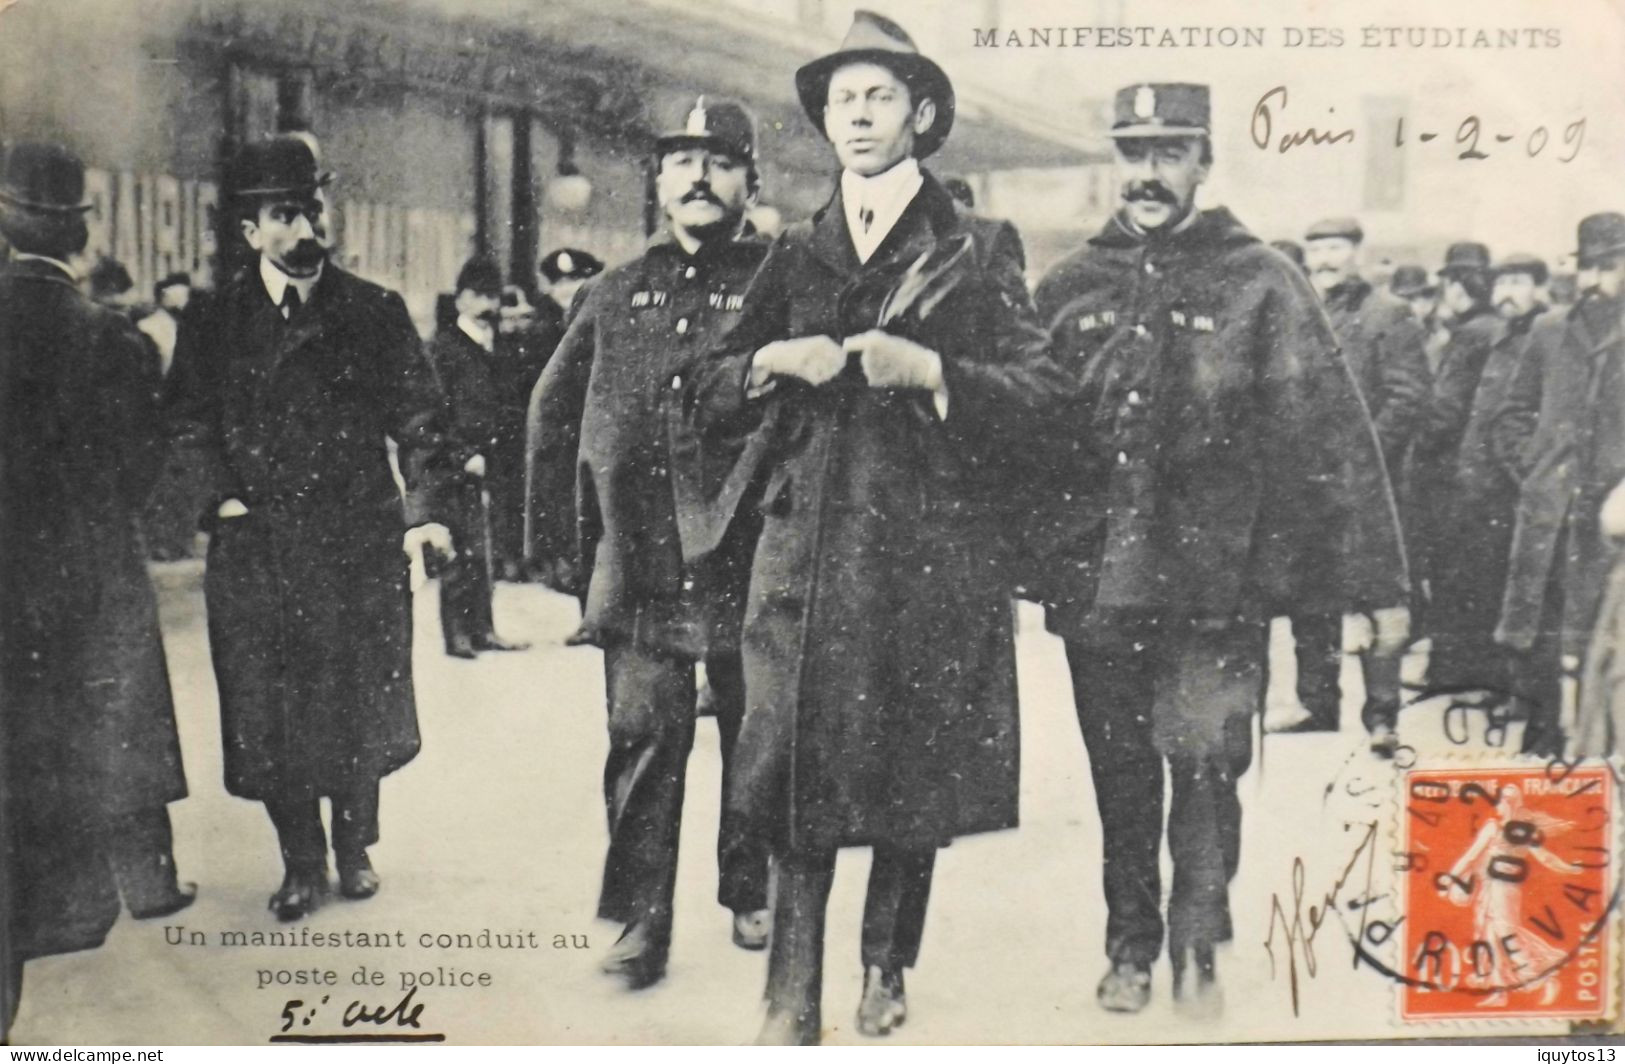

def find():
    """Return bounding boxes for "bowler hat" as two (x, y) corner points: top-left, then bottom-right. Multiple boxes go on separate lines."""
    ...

(1109, 83), (1209, 139)
(795, 10), (955, 159)
(1305, 216), (1364, 244)
(1390, 264), (1436, 298)
(0, 142), (93, 213)
(228, 134), (332, 201)
(1490, 253), (1549, 286)
(454, 255), (503, 297)
(655, 96), (757, 163)
(1438, 241), (1491, 279)
(1576, 212), (1625, 265)
(539, 248), (604, 283)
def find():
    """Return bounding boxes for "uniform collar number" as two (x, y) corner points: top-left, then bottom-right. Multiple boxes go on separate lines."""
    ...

(631, 289), (669, 309)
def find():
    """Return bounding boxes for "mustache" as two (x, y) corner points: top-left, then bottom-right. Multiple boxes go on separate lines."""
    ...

(284, 238), (327, 265)
(1123, 180), (1178, 205)
(681, 185), (723, 207)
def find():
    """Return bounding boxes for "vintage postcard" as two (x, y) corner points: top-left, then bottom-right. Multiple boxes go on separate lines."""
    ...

(1, 0), (1624, 1047)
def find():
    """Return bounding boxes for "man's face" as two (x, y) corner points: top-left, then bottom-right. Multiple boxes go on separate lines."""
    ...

(499, 286), (534, 334)
(1407, 293), (1438, 323)
(158, 284), (190, 313)
(656, 146), (752, 240)
(1113, 136), (1208, 232)
(1305, 237), (1360, 295)
(824, 62), (934, 177)
(1441, 276), (1476, 316)
(455, 286), (500, 326)
(95, 285), (138, 310)
(1493, 272), (1540, 318)
(242, 190), (329, 278)
(1579, 255), (1625, 302)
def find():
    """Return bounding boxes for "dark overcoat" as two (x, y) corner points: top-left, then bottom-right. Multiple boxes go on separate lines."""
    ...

(687, 176), (1068, 853)
(425, 326), (510, 559)
(1497, 298), (1625, 655)
(167, 264), (459, 801)
(526, 234), (770, 659)
(1028, 209), (1407, 636)
(1, 258), (178, 956)
(1322, 277), (1432, 476)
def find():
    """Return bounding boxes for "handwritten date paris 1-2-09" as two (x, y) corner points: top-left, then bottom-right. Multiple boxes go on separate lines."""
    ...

(1251, 85), (1586, 162)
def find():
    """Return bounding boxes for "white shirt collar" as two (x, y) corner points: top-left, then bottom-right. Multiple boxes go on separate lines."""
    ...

(457, 314), (495, 353)
(260, 256), (322, 314)
(841, 157), (924, 264)
(12, 252), (79, 281)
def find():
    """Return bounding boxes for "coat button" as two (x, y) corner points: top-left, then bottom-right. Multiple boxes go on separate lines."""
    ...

(676, 318), (689, 334)
(684, 266), (696, 279)
(671, 374), (683, 391)
(1128, 390), (1142, 405)
(1144, 261), (1155, 274)
(1117, 451), (1129, 465)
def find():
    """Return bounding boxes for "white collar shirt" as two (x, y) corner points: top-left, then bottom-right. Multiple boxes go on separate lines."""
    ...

(840, 157), (924, 264)
(260, 256), (321, 318)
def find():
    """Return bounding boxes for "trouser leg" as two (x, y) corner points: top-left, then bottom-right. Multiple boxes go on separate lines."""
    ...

(1290, 612), (1343, 728)
(860, 846), (937, 971)
(1064, 637), (1164, 967)
(1518, 559), (1568, 755)
(764, 849), (834, 1026)
(708, 653), (768, 914)
(331, 779), (381, 863)
(441, 552), (491, 647)
(1360, 645), (1404, 733)
(597, 643), (695, 950)
(104, 806), (182, 908)
(1166, 716), (1252, 955)
(263, 797), (327, 876)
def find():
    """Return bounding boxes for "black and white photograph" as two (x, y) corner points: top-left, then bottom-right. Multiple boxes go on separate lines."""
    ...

(2, 0), (1624, 1046)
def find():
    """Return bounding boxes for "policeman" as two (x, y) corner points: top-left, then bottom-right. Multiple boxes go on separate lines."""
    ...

(526, 96), (772, 989)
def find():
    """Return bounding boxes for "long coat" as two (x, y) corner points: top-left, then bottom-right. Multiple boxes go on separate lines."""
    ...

(167, 264), (460, 801)
(526, 234), (769, 659)
(1322, 277), (1432, 477)
(425, 325), (510, 560)
(687, 176), (1068, 853)
(1, 258), (177, 956)
(1497, 298), (1625, 655)
(1029, 209), (1407, 638)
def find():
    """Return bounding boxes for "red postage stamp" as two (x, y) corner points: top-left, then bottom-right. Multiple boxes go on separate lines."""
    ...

(1399, 764), (1616, 1021)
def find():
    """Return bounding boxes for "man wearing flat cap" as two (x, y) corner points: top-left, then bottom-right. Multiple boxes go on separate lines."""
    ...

(1424, 254), (1550, 715)
(167, 133), (467, 921)
(1277, 217), (1429, 748)
(527, 95), (774, 991)
(684, 12), (1067, 1042)
(1495, 214), (1625, 756)
(1411, 241), (1501, 697)
(0, 142), (196, 1027)
(1029, 82), (1406, 1017)
(428, 255), (529, 659)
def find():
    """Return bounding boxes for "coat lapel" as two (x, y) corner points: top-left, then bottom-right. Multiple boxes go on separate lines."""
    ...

(807, 188), (862, 279)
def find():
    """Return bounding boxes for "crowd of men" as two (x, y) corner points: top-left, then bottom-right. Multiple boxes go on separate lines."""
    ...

(4, 5), (1624, 1046)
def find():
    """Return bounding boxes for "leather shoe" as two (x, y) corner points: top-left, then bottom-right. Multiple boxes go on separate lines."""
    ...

(732, 908), (771, 951)
(855, 965), (906, 1037)
(445, 636), (478, 659)
(1369, 721), (1400, 759)
(1096, 959), (1152, 1013)
(1172, 944), (1223, 1021)
(130, 881), (198, 920)
(337, 853), (380, 900)
(600, 922), (667, 990)
(269, 870), (328, 922)
(473, 633), (530, 652)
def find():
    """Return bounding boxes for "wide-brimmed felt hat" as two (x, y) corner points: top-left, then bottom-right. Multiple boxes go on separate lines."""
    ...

(0, 142), (93, 213)
(227, 134), (333, 201)
(1576, 213), (1625, 265)
(1390, 264), (1436, 297)
(794, 10), (955, 159)
(655, 96), (757, 163)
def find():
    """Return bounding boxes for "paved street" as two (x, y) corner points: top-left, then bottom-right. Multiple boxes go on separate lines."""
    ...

(12, 564), (1546, 1045)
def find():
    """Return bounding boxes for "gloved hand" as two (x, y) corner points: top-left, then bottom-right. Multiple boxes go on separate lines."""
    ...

(1370, 605), (1411, 658)
(844, 330), (944, 391)
(751, 335), (846, 389)
(1601, 477), (1625, 538)
(403, 523), (456, 592)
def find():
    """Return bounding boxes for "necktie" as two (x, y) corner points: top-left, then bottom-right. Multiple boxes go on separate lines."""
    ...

(860, 206), (875, 233)
(281, 284), (302, 320)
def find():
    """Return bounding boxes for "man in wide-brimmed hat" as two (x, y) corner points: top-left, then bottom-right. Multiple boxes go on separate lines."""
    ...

(528, 95), (774, 990)
(684, 10), (1068, 1042)
(1029, 83), (1405, 1017)
(0, 141), (196, 1033)
(167, 133), (468, 921)
(1495, 213), (1625, 757)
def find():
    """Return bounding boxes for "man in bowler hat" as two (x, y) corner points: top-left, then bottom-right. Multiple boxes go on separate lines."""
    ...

(0, 142), (195, 1030)
(1029, 83), (1406, 1016)
(527, 96), (774, 990)
(685, 13), (1066, 1041)
(1495, 214), (1625, 756)
(167, 134), (468, 920)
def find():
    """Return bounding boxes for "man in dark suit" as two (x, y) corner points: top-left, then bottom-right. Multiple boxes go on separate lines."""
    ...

(527, 97), (773, 992)
(0, 142), (194, 1033)
(428, 255), (528, 658)
(168, 134), (467, 921)
(685, 15), (1067, 1042)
